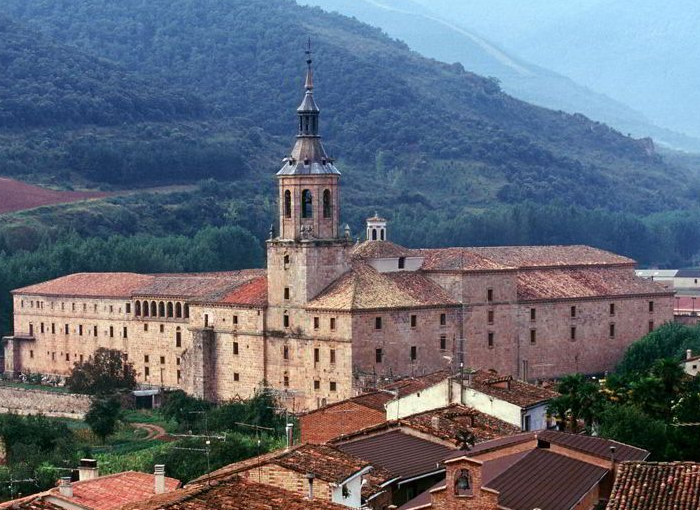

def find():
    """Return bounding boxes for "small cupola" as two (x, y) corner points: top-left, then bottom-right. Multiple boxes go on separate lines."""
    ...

(366, 213), (387, 241)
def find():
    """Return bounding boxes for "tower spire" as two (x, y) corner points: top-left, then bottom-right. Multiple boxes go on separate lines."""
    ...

(305, 38), (314, 91)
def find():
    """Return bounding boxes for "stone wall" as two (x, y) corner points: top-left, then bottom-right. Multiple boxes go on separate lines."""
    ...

(0, 385), (91, 419)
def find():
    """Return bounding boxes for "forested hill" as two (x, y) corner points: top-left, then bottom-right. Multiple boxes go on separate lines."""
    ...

(0, 15), (205, 128)
(0, 0), (696, 215)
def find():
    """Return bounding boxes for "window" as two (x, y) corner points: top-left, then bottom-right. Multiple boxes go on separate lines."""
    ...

(144, 367), (150, 377)
(609, 303), (615, 316)
(233, 342), (239, 355)
(330, 381), (337, 392)
(330, 317), (336, 330)
(376, 348), (383, 363)
(160, 356), (165, 365)
(283, 313), (290, 328)
(488, 332), (494, 348)
(530, 308), (536, 321)
(51, 352), (56, 361)
(284, 254), (290, 269)
(233, 315), (238, 326)
(80, 354), (84, 363)
(313, 317), (320, 330)
(570, 306), (577, 318)
(144, 355), (150, 363)
(176, 357), (180, 366)
(65, 324), (69, 335)
(371, 228), (377, 241)
(234, 373), (240, 382)
(314, 380), (320, 390)
(284, 287), (290, 300)
(487, 289), (494, 302)
(40, 323), (45, 334)
(126, 303), (131, 314)
(440, 313), (446, 326)
(284, 375), (290, 387)
(530, 329), (537, 345)
(283, 345), (289, 360)
(160, 324), (164, 333)
(284, 190), (292, 218)
(410, 315), (417, 328)
(110, 326), (114, 338)
(51, 323), (56, 334)
(398, 257), (406, 269)
(93, 325), (97, 336)
(175, 302), (182, 318)
(135, 301), (141, 316)
(79, 325), (83, 336)
(570, 326), (577, 341)
(28, 323), (34, 336)
(314, 348), (320, 363)
(123, 326), (128, 338)
(177, 370), (181, 383)
(375, 317), (382, 330)
(167, 302), (173, 318)
(301, 189), (313, 218)
(176, 328), (182, 348)
(524, 415), (532, 432)
(144, 323), (149, 332)
(30, 350), (34, 359)
(440, 335), (447, 350)
(487, 310), (494, 325)
(649, 301), (654, 313)
(66, 353), (70, 362)
(204, 314), (209, 327)
(410, 346), (417, 361)
(609, 323), (616, 338)
(323, 189), (332, 218)
(649, 320), (655, 332)
(330, 349), (336, 364)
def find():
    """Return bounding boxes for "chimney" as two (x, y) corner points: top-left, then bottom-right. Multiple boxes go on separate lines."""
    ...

(306, 473), (315, 500)
(154, 465), (166, 495)
(610, 446), (616, 470)
(285, 423), (294, 450)
(78, 459), (98, 481)
(431, 416), (440, 431)
(59, 477), (73, 498)
(687, 349), (693, 360)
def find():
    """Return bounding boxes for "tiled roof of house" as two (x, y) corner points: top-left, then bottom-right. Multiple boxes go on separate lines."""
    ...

(607, 462), (700, 510)
(468, 370), (560, 408)
(418, 245), (635, 272)
(13, 273), (156, 298)
(336, 429), (455, 480)
(123, 475), (346, 510)
(134, 270), (265, 299)
(193, 275), (268, 307)
(381, 370), (452, 398)
(537, 430), (649, 462)
(517, 267), (671, 301)
(352, 241), (414, 259)
(190, 444), (394, 499)
(307, 264), (458, 310)
(484, 448), (609, 510)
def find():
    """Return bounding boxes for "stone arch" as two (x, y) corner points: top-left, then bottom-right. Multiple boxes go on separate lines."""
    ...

(372, 228), (378, 241)
(322, 189), (332, 218)
(184, 304), (190, 319)
(167, 302), (174, 318)
(158, 301), (165, 317)
(301, 189), (313, 218)
(150, 301), (157, 317)
(284, 190), (292, 218)
(454, 470), (473, 497)
(143, 301), (149, 317)
(175, 302), (182, 318)
(135, 301), (141, 316)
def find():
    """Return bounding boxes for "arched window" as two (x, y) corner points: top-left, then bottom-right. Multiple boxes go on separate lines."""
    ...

(143, 301), (149, 317)
(454, 470), (473, 497)
(158, 301), (165, 317)
(175, 327), (182, 348)
(167, 302), (174, 318)
(150, 301), (157, 317)
(372, 228), (378, 241)
(135, 301), (141, 316)
(184, 304), (190, 319)
(175, 302), (182, 318)
(380, 230), (385, 241)
(301, 189), (313, 218)
(284, 190), (292, 218)
(323, 189), (332, 218)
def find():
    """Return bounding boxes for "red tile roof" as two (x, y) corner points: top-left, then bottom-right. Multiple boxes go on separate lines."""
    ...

(607, 461), (700, 510)
(467, 370), (560, 408)
(352, 241), (414, 259)
(307, 264), (458, 311)
(537, 430), (649, 462)
(135, 270), (265, 299)
(517, 267), (671, 301)
(123, 475), (346, 510)
(197, 275), (267, 307)
(13, 273), (155, 298)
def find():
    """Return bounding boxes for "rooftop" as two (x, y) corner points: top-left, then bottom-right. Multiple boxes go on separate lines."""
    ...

(13, 273), (155, 298)
(606, 461), (700, 510)
(352, 240), (414, 259)
(537, 430), (649, 462)
(307, 263), (458, 311)
(468, 370), (560, 408)
(123, 475), (346, 510)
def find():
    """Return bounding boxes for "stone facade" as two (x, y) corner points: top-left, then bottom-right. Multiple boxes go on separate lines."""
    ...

(0, 385), (91, 419)
(3, 57), (675, 413)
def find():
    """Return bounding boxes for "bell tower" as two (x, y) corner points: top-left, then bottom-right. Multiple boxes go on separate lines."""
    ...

(267, 43), (353, 312)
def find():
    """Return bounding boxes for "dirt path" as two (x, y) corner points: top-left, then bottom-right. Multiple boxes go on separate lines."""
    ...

(134, 423), (169, 441)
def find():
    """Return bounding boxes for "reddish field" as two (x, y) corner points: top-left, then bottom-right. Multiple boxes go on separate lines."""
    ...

(0, 178), (109, 214)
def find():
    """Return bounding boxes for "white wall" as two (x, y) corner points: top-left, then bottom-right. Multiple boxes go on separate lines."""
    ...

(385, 379), (451, 420)
(522, 403), (549, 431)
(683, 359), (700, 376)
(368, 257), (424, 273)
(331, 472), (363, 508)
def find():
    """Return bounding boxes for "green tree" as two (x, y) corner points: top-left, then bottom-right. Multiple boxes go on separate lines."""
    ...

(66, 348), (137, 395)
(85, 396), (122, 443)
(548, 374), (605, 432)
(617, 323), (700, 376)
(598, 404), (675, 460)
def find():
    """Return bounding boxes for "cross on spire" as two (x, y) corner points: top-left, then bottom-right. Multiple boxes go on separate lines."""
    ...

(304, 38), (314, 90)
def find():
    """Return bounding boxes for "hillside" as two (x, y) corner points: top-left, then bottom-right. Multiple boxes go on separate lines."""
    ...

(300, 0), (700, 152)
(0, 178), (108, 214)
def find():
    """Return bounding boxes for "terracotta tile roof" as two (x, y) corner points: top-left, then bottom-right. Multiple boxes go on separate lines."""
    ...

(352, 241), (414, 259)
(195, 275), (267, 307)
(418, 245), (635, 272)
(307, 264), (458, 311)
(607, 461), (700, 510)
(13, 273), (155, 298)
(135, 270), (265, 299)
(189, 444), (394, 500)
(329, 404), (518, 446)
(468, 370), (560, 408)
(517, 267), (672, 301)
(537, 430), (649, 462)
(336, 429), (455, 480)
(0, 497), (64, 510)
(484, 448), (609, 510)
(51, 471), (180, 510)
(123, 475), (346, 510)
(381, 371), (452, 398)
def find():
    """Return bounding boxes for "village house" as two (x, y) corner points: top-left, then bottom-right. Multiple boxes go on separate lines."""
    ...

(3, 53), (674, 412)
(681, 349), (700, 376)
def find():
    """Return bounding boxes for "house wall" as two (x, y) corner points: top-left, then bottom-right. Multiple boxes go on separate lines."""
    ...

(367, 257), (423, 273)
(430, 458), (499, 510)
(459, 383), (522, 428)
(385, 379), (451, 420)
(299, 401), (385, 443)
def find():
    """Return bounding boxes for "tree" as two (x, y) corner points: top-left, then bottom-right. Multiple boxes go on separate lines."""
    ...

(86, 396), (122, 443)
(598, 404), (675, 460)
(66, 348), (137, 395)
(548, 374), (605, 432)
(616, 323), (700, 376)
